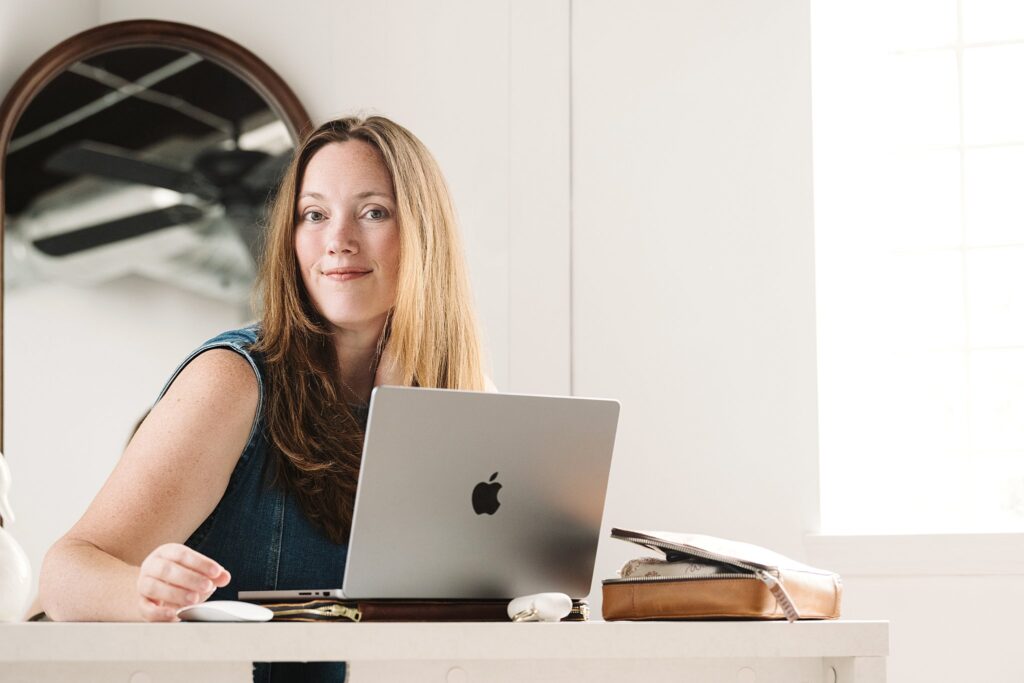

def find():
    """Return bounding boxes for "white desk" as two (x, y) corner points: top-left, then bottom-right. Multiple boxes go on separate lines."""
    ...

(0, 620), (889, 682)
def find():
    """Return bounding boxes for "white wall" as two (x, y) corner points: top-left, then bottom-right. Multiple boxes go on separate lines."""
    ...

(0, 0), (98, 97)
(573, 0), (819, 558)
(3, 1), (1020, 681)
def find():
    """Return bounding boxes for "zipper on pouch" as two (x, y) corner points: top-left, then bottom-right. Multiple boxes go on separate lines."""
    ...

(272, 604), (362, 622)
(754, 570), (799, 622)
(603, 573), (755, 584)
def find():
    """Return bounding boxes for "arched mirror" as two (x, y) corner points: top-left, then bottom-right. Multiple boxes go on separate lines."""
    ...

(0, 21), (310, 578)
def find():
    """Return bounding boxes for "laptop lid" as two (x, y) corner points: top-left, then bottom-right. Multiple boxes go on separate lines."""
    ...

(342, 386), (620, 600)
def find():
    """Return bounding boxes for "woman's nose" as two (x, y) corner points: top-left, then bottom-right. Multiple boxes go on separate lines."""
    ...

(326, 216), (359, 255)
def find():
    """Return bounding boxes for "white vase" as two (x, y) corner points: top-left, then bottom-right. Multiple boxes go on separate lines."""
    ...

(0, 525), (31, 621)
(0, 455), (32, 621)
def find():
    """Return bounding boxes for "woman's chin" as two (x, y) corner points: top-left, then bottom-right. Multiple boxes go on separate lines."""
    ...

(321, 310), (389, 333)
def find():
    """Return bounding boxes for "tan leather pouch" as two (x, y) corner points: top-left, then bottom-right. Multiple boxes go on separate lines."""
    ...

(601, 528), (842, 622)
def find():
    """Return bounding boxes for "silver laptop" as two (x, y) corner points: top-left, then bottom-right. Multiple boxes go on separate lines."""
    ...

(341, 385), (619, 600)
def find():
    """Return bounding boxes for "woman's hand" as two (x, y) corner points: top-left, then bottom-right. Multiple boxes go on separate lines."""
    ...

(136, 543), (231, 621)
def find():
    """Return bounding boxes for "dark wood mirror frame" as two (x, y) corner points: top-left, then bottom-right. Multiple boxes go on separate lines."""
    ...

(0, 20), (312, 457)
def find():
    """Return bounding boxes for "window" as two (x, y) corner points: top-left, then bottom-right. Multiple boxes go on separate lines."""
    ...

(813, 0), (1024, 533)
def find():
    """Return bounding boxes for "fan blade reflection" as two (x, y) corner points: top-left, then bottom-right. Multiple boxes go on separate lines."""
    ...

(45, 141), (217, 200)
(32, 204), (206, 256)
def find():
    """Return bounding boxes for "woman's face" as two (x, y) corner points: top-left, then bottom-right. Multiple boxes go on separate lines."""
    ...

(294, 140), (400, 333)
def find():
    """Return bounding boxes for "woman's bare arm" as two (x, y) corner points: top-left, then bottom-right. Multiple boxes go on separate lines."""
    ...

(39, 349), (258, 621)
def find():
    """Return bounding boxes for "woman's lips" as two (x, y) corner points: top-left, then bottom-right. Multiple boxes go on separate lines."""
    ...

(321, 266), (370, 278)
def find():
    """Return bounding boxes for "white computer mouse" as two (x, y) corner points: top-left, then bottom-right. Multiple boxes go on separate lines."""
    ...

(176, 600), (273, 622)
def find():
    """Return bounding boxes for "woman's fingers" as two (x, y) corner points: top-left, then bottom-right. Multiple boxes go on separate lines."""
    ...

(137, 543), (231, 621)
(153, 543), (229, 582)
(149, 565), (209, 602)
(210, 566), (232, 587)
(153, 560), (217, 594)
(139, 574), (200, 608)
(139, 596), (179, 622)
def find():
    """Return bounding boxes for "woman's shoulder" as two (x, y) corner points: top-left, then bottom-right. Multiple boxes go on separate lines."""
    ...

(164, 348), (258, 405)
(153, 344), (261, 451)
(198, 322), (262, 354)
(155, 323), (264, 406)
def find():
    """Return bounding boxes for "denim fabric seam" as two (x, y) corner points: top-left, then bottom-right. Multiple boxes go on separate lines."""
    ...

(268, 487), (285, 589)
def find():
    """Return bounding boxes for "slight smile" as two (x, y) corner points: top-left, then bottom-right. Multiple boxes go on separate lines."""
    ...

(323, 267), (372, 281)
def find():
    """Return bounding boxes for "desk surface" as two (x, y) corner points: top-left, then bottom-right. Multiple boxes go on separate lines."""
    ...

(0, 620), (889, 663)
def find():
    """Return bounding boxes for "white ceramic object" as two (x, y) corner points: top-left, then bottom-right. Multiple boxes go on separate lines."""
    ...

(506, 592), (572, 622)
(0, 455), (32, 622)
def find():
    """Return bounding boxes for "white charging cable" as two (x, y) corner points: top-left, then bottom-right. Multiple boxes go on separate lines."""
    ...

(507, 592), (573, 622)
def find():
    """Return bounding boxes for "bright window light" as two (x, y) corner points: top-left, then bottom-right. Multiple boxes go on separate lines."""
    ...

(813, 0), (1024, 533)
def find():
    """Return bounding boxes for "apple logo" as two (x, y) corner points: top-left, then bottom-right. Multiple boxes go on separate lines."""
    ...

(472, 472), (502, 515)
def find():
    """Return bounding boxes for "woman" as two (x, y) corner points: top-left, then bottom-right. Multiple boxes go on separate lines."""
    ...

(38, 116), (492, 677)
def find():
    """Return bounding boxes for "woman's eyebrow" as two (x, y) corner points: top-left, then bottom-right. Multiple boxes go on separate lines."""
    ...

(298, 190), (393, 201)
(353, 190), (394, 200)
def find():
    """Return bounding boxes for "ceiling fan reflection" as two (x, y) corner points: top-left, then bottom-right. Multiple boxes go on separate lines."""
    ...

(10, 139), (289, 302)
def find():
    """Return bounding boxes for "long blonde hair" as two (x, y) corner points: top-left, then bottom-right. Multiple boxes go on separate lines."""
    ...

(253, 116), (486, 543)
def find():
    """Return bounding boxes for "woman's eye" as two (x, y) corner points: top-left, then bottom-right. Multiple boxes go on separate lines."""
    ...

(364, 208), (388, 221)
(303, 210), (326, 223)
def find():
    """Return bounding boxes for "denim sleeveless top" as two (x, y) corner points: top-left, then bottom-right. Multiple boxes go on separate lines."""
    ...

(157, 324), (364, 683)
